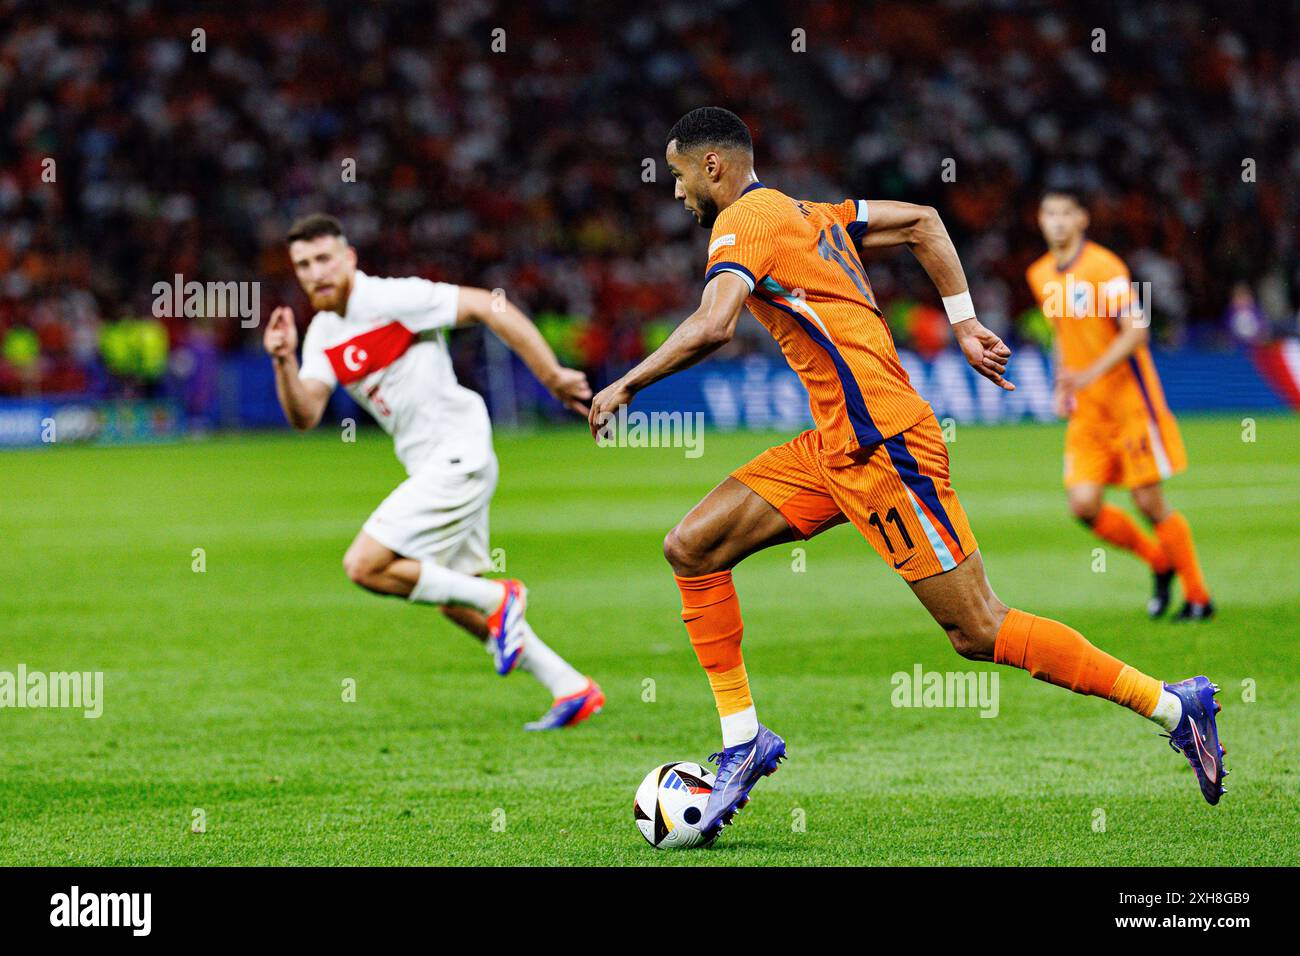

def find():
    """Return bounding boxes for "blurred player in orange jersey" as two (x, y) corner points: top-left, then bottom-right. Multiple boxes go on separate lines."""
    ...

(1027, 191), (1213, 621)
(587, 109), (1226, 841)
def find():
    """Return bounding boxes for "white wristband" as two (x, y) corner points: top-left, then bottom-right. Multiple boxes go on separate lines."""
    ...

(942, 290), (976, 325)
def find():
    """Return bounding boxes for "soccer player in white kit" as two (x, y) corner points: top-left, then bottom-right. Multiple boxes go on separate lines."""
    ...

(263, 214), (604, 730)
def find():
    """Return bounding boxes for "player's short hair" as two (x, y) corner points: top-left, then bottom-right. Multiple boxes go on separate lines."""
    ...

(667, 107), (753, 155)
(1039, 187), (1088, 211)
(286, 213), (347, 246)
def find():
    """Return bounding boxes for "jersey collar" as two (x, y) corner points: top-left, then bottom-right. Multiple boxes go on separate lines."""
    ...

(1054, 237), (1088, 273)
(740, 180), (766, 196)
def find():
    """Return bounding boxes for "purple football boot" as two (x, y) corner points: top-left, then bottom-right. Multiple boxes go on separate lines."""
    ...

(699, 724), (786, 842)
(523, 679), (605, 732)
(1162, 676), (1228, 805)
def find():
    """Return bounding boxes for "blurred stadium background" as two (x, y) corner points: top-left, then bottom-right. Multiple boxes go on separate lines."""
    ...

(1, 0), (1296, 448)
(3, 0), (1300, 869)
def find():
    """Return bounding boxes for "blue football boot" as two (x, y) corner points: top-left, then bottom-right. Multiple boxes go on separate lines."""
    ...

(1162, 676), (1228, 805)
(699, 724), (786, 842)
(523, 679), (605, 731)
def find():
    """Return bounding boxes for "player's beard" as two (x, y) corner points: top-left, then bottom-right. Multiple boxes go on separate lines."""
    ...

(309, 274), (350, 313)
(693, 194), (720, 229)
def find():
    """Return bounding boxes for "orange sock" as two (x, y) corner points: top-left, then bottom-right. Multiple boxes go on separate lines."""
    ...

(994, 608), (1162, 718)
(1155, 512), (1210, 604)
(675, 571), (752, 719)
(1091, 504), (1171, 574)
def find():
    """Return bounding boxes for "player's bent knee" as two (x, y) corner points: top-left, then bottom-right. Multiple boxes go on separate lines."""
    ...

(663, 526), (715, 577)
(1069, 497), (1101, 524)
(944, 608), (1000, 662)
(342, 550), (380, 588)
(1132, 491), (1167, 525)
(946, 627), (995, 661)
(944, 627), (976, 660)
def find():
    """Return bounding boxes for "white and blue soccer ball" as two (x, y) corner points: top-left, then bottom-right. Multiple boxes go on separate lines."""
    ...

(633, 761), (716, 849)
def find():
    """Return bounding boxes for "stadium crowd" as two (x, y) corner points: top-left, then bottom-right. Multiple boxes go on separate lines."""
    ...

(1, 0), (1296, 400)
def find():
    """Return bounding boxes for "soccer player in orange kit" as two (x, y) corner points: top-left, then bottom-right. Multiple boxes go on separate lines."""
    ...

(587, 108), (1227, 842)
(1027, 191), (1213, 621)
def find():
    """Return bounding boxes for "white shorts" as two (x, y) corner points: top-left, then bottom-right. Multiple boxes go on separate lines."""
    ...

(362, 455), (498, 574)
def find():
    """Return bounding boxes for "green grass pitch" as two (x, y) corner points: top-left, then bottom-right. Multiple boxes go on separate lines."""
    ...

(1, 414), (1297, 865)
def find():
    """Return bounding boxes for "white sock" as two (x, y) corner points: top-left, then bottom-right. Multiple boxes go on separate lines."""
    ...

(1149, 688), (1183, 733)
(516, 621), (588, 698)
(720, 705), (759, 748)
(408, 561), (504, 614)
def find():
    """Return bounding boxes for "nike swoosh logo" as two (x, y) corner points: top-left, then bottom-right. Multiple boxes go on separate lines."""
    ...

(683, 614), (703, 624)
(1190, 721), (1219, 783)
(893, 555), (915, 570)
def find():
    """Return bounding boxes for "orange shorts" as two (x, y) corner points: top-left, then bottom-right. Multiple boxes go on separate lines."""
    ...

(732, 415), (977, 581)
(1064, 410), (1187, 489)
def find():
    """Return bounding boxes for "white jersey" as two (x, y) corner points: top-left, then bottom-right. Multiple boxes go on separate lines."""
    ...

(298, 270), (493, 475)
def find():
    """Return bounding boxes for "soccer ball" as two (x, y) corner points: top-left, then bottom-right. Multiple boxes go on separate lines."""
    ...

(633, 761), (716, 849)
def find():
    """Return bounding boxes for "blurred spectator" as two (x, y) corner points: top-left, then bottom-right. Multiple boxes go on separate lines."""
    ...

(1224, 281), (1271, 345)
(99, 316), (169, 395)
(0, 0), (1294, 408)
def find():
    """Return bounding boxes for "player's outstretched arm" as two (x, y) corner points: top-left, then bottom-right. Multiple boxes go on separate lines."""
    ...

(858, 200), (1014, 391)
(456, 287), (592, 415)
(264, 306), (331, 430)
(587, 272), (748, 440)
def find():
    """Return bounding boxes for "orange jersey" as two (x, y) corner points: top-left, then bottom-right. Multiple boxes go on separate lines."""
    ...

(1025, 239), (1172, 425)
(705, 183), (931, 455)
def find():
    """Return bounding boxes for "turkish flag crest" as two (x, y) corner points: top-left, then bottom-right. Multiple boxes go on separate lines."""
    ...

(325, 321), (416, 384)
